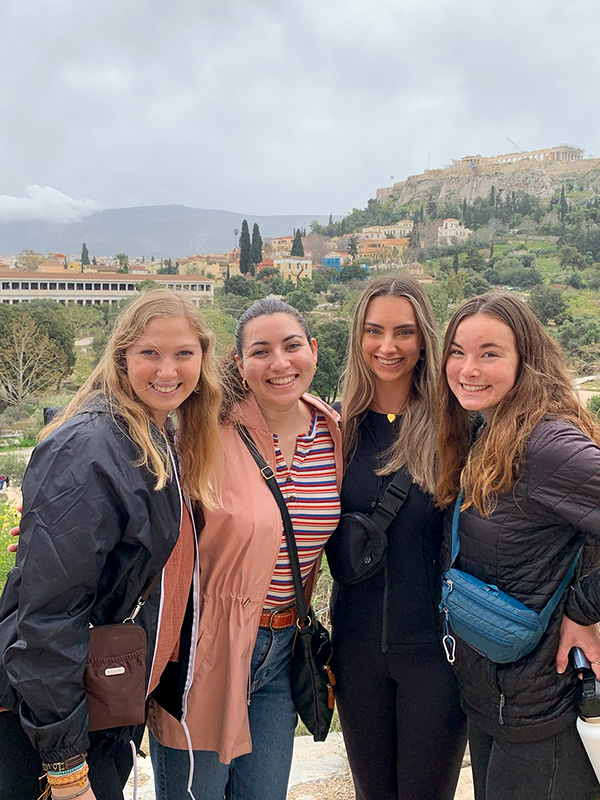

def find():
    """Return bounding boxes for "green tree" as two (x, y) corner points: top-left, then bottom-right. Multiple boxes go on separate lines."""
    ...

(224, 274), (253, 297)
(557, 316), (600, 360)
(0, 315), (68, 408)
(528, 286), (567, 326)
(560, 184), (568, 223)
(239, 220), (251, 275)
(339, 263), (367, 282)
(310, 320), (350, 404)
(250, 223), (263, 275)
(346, 235), (359, 259)
(559, 244), (586, 272)
(115, 253), (129, 272)
(587, 394), (600, 420)
(81, 242), (90, 267)
(17, 250), (44, 271)
(291, 230), (304, 257)
(284, 288), (318, 312)
(158, 258), (177, 275)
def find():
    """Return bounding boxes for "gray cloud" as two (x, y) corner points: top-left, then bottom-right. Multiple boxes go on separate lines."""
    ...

(0, 186), (102, 224)
(0, 0), (599, 217)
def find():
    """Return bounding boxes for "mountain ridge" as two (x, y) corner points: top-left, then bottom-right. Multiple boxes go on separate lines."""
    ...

(0, 205), (336, 258)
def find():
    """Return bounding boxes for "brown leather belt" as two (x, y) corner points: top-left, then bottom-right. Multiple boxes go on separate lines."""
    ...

(259, 606), (298, 630)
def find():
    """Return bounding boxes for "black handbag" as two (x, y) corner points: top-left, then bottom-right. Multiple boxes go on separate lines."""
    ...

(326, 468), (413, 585)
(237, 425), (334, 742)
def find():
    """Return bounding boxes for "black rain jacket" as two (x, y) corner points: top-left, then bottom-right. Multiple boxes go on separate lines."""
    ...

(0, 401), (190, 763)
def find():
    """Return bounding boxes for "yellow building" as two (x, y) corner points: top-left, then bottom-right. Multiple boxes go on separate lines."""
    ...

(357, 238), (409, 262)
(273, 257), (312, 284)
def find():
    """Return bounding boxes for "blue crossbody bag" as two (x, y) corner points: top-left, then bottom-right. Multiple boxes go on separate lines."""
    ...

(440, 492), (582, 665)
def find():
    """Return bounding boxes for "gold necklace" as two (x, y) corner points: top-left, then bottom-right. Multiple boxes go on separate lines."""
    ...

(370, 400), (404, 423)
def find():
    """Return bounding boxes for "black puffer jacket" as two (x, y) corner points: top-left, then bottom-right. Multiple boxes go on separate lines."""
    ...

(0, 403), (189, 763)
(446, 418), (600, 742)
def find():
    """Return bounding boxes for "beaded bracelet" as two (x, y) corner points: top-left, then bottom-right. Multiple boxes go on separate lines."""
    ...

(46, 765), (89, 787)
(47, 762), (88, 778)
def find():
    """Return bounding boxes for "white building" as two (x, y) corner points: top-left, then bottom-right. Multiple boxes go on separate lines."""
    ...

(0, 271), (213, 305)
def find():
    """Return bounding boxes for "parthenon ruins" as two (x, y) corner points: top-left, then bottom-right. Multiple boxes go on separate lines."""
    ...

(453, 144), (583, 169)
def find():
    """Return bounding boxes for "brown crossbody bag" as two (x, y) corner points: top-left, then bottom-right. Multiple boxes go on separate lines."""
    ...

(85, 573), (160, 731)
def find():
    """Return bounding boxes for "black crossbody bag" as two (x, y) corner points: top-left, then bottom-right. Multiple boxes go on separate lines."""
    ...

(326, 468), (413, 585)
(237, 425), (334, 742)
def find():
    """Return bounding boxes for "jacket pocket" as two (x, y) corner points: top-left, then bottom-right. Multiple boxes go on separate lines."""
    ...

(194, 630), (215, 677)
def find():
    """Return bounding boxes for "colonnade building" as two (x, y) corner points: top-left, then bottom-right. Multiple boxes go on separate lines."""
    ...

(0, 271), (214, 305)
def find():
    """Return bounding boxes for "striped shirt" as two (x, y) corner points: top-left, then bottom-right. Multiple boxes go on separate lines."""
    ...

(264, 409), (341, 608)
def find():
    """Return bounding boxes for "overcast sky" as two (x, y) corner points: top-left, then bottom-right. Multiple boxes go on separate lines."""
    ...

(1, 0), (599, 222)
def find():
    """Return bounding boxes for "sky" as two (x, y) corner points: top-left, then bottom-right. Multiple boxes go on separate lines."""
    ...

(1, 0), (599, 222)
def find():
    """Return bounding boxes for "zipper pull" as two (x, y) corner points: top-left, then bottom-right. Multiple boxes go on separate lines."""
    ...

(441, 607), (456, 664)
(499, 693), (506, 725)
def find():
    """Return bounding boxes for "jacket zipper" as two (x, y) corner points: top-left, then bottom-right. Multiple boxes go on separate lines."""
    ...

(381, 560), (390, 653)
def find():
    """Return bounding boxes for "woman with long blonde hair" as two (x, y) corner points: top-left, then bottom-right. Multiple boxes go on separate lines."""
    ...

(0, 289), (221, 800)
(327, 275), (466, 800)
(437, 293), (600, 800)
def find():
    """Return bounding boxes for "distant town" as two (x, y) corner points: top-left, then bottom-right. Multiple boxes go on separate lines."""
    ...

(0, 215), (474, 307)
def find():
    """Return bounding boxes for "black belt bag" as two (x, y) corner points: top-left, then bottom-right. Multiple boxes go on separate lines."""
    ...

(326, 469), (413, 585)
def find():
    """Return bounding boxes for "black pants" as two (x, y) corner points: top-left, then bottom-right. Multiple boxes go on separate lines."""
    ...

(0, 711), (144, 800)
(468, 718), (600, 800)
(332, 635), (467, 800)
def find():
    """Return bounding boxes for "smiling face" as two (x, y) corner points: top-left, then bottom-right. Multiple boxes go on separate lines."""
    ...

(360, 295), (423, 391)
(445, 312), (520, 421)
(125, 315), (203, 428)
(236, 312), (317, 413)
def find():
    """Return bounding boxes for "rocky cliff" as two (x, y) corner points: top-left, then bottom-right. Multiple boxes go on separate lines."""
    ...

(377, 158), (600, 208)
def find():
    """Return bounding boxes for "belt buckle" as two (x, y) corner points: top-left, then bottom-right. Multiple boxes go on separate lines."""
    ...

(266, 606), (294, 630)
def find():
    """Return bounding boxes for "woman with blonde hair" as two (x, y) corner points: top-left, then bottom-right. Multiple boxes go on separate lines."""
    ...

(437, 292), (600, 799)
(326, 275), (466, 800)
(0, 289), (222, 800)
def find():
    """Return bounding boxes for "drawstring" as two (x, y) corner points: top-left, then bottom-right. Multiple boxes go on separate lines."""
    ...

(129, 740), (138, 800)
(181, 719), (198, 800)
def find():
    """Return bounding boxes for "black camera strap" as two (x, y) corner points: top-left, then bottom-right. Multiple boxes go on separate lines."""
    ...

(368, 468), (413, 534)
(236, 424), (310, 623)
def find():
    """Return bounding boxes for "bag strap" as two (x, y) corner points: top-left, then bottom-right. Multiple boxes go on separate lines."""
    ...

(124, 571), (162, 623)
(450, 491), (583, 622)
(237, 425), (309, 624)
(368, 469), (413, 534)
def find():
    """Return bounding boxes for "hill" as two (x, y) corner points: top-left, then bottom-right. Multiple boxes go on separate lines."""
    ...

(377, 150), (600, 209)
(0, 205), (335, 257)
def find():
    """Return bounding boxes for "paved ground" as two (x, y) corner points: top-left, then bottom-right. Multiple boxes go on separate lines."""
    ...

(124, 732), (474, 799)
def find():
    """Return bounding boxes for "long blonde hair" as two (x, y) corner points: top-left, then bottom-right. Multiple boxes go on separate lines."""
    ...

(436, 293), (600, 515)
(42, 289), (222, 504)
(341, 275), (440, 494)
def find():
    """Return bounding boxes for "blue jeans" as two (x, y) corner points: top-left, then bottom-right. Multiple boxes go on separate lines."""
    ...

(151, 625), (298, 800)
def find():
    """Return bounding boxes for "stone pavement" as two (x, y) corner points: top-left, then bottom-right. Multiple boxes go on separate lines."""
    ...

(124, 732), (474, 799)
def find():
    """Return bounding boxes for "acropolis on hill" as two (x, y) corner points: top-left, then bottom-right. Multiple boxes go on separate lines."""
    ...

(376, 145), (596, 205)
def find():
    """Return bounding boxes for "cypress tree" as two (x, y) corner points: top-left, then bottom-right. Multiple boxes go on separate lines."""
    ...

(560, 184), (568, 222)
(291, 230), (304, 257)
(239, 219), (251, 274)
(81, 242), (90, 267)
(250, 223), (263, 275)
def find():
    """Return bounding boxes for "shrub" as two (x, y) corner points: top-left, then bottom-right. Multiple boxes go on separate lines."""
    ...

(0, 498), (19, 589)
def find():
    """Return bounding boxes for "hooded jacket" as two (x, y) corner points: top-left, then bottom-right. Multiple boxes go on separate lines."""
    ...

(446, 418), (600, 742)
(0, 402), (198, 764)
(147, 392), (343, 763)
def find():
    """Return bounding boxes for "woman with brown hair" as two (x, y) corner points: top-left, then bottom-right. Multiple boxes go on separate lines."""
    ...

(436, 292), (600, 799)
(0, 289), (222, 800)
(327, 275), (466, 800)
